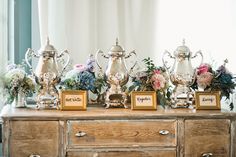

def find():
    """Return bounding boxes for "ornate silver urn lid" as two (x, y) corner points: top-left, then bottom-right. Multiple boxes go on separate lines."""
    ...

(38, 38), (57, 56)
(108, 38), (125, 57)
(174, 39), (192, 59)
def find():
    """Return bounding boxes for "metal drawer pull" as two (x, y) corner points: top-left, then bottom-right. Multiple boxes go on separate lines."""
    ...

(202, 153), (213, 157)
(75, 131), (87, 137)
(159, 130), (169, 135)
(29, 155), (40, 157)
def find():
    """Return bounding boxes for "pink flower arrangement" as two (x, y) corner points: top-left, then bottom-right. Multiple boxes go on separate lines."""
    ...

(129, 58), (171, 107)
(192, 60), (236, 110)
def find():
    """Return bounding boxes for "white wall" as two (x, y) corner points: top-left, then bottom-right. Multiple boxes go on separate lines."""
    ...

(156, 0), (236, 72)
(34, 0), (236, 74)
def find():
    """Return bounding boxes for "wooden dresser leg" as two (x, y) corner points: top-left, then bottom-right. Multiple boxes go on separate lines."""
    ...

(231, 120), (236, 157)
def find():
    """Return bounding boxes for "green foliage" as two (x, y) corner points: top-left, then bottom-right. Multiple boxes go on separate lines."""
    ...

(143, 57), (157, 75)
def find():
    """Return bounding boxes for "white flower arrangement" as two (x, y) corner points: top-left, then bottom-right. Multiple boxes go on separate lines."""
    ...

(2, 63), (36, 104)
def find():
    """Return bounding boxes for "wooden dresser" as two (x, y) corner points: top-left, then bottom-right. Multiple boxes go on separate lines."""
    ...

(1, 105), (236, 157)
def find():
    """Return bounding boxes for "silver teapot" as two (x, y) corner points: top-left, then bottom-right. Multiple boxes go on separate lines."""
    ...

(25, 38), (70, 109)
(96, 38), (137, 108)
(162, 40), (203, 108)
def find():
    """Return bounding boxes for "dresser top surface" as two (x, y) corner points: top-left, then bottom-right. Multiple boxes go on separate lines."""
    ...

(1, 104), (236, 120)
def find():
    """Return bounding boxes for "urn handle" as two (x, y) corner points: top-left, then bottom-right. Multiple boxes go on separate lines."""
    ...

(57, 50), (70, 77)
(162, 50), (175, 71)
(191, 50), (203, 67)
(95, 50), (109, 72)
(25, 48), (40, 75)
(125, 50), (137, 73)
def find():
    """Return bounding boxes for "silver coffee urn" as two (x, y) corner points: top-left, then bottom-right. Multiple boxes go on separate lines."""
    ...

(96, 39), (137, 108)
(162, 40), (203, 108)
(25, 38), (70, 109)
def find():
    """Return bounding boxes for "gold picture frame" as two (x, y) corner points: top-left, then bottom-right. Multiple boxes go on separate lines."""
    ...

(195, 91), (221, 110)
(131, 91), (157, 110)
(60, 90), (87, 111)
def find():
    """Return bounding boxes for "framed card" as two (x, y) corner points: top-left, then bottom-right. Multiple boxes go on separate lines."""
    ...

(195, 91), (221, 110)
(60, 90), (87, 110)
(131, 91), (157, 110)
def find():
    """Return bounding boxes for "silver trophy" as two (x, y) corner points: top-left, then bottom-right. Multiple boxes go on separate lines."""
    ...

(162, 40), (203, 108)
(25, 38), (70, 109)
(96, 38), (137, 108)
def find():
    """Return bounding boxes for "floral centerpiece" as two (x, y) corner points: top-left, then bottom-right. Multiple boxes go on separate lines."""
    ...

(191, 59), (236, 110)
(128, 57), (171, 107)
(60, 55), (106, 97)
(2, 63), (35, 106)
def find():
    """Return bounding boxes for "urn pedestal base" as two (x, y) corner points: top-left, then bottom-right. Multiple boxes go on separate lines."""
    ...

(170, 85), (193, 109)
(36, 95), (60, 110)
(104, 92), (128, 109)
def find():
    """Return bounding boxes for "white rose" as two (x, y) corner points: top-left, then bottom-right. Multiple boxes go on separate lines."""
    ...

(5, 68), (26, 80)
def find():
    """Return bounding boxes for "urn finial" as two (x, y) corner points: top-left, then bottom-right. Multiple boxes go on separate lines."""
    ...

(182, 38), (185, 46)
(46, 37), (50, 45)
(116, 38), (119, 46)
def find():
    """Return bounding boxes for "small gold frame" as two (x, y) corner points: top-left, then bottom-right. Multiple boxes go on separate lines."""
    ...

(195, 91), (221, 110)
(60, 90), (87, 111)
(131, 91), (157, 110)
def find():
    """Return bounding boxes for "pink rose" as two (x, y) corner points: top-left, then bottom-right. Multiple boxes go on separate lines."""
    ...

(73, 64), (86, 72)
(151, 73), (166, 90)
(197, 72), (213, 89)
(197, 64), (210, 75)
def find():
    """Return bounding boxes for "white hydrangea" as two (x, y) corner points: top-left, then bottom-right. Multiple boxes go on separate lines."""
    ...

(65, 69), (80, 79)
(5, 68), (26, 81)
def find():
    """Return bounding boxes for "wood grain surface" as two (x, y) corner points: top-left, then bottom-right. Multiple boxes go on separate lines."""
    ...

(184, 119), (230, 157)
(68, 120), (177, 147)
(67, 149), (176, 157)
(10, 121), (59, 157)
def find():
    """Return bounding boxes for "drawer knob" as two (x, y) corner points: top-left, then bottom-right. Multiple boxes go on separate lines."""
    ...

(159, 130), (169, 135)
(75, 131), (87, 137)
(202, 153), (213, 157)
(29, 155), (40, 157)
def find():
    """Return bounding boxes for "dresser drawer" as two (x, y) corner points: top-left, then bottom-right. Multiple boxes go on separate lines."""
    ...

(67, 120), (177, 147)
(67, 149), (176, 157)
(9, 121), (59, 157)
(184, 119), (230, 157)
